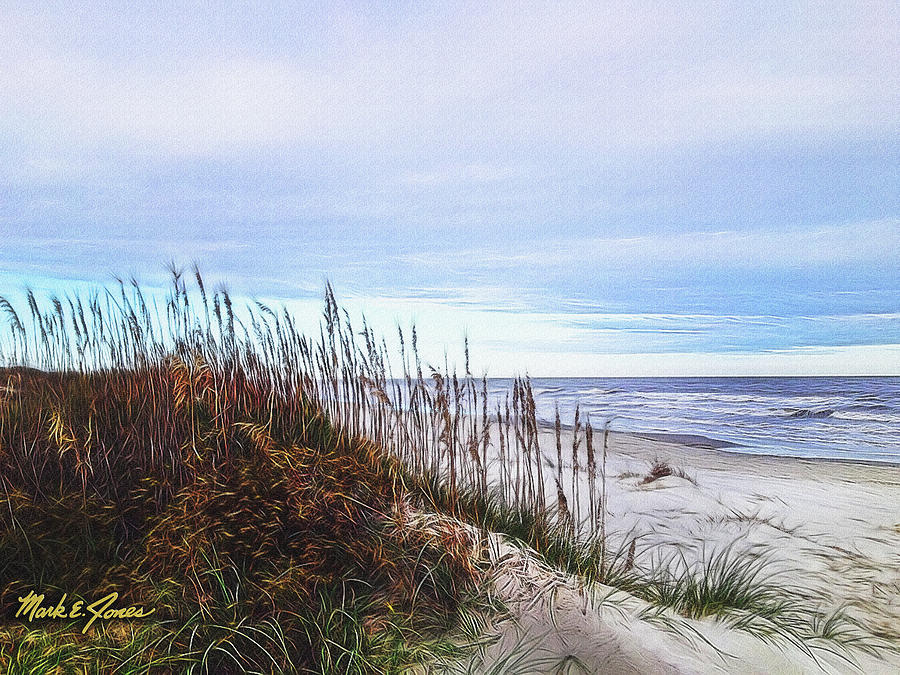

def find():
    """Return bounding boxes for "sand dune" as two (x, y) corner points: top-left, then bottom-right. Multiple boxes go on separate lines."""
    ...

(459, 432), (900, 673)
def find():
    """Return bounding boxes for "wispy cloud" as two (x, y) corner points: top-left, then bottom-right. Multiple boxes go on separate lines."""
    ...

(391, 220), (900, 269)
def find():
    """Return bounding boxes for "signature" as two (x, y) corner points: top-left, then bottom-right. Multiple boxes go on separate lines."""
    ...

(15, 590), (156, 633)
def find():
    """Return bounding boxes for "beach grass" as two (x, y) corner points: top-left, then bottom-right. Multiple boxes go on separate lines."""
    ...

(0, 269), (890, 672)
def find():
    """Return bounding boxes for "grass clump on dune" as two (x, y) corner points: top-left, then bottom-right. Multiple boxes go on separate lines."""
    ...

(0, 365), (487, 673)
(639, 460), (697, 486)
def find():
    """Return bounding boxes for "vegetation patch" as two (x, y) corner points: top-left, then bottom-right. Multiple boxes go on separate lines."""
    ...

(0, 365), (489, 673)
(640, 461), (697, 486)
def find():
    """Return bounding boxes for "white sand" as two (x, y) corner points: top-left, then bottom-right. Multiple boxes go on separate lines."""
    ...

(457, 431), (900, 673)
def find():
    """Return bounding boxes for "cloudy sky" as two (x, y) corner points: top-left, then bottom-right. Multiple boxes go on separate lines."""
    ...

(1, 1), (898, 375)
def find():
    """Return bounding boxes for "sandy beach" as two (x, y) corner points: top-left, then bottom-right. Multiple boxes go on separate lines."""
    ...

(465, 430), (900, 673)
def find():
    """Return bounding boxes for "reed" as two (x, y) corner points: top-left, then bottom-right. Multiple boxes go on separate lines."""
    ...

(0, 272), (515, 672)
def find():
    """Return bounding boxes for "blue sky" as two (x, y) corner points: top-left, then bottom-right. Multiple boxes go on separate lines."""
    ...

(1, 1), (898, 375)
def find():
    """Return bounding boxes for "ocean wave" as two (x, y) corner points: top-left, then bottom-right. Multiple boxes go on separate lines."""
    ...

(582, 387), (623, 395)
(532, 386), (565, 395)
(831, 411), (900, 424)
(857, 393), (886, 402)
(783, 408), (836, 419)
(847, 402), (895, 413)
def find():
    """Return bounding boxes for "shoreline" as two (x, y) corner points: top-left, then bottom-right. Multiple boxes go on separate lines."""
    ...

(594, 430), (900, 489)
(535, 417), (900, 468)
(525, 375), (900, 467)
(626, 430), (900, 469)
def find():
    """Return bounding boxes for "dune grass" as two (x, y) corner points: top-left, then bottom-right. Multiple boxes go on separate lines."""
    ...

(0, 364), (493, 673)
(639, 460), (698, 486)
(0, 269), (891, 671)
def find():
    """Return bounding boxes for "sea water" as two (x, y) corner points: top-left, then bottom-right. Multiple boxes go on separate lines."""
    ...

(487, 377), (900, 464)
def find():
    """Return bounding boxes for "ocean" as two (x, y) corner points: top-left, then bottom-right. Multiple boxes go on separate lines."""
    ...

(487, 377), (900, 464)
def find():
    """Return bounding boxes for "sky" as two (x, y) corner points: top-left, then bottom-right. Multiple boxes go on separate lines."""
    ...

(1, 1), (898, 376)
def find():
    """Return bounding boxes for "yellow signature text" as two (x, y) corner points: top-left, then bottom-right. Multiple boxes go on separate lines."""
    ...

(16, 590), (156, 633)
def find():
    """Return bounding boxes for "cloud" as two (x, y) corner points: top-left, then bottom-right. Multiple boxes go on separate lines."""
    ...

(0, 2), (897, 376)
(2, 58), (333, 155)
(505, 344), (900, 377)
(1, 2), (896, 159)
(391, 219), (900, 270)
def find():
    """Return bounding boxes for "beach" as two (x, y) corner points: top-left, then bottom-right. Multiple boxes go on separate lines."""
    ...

(468, 430), (900, 673)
